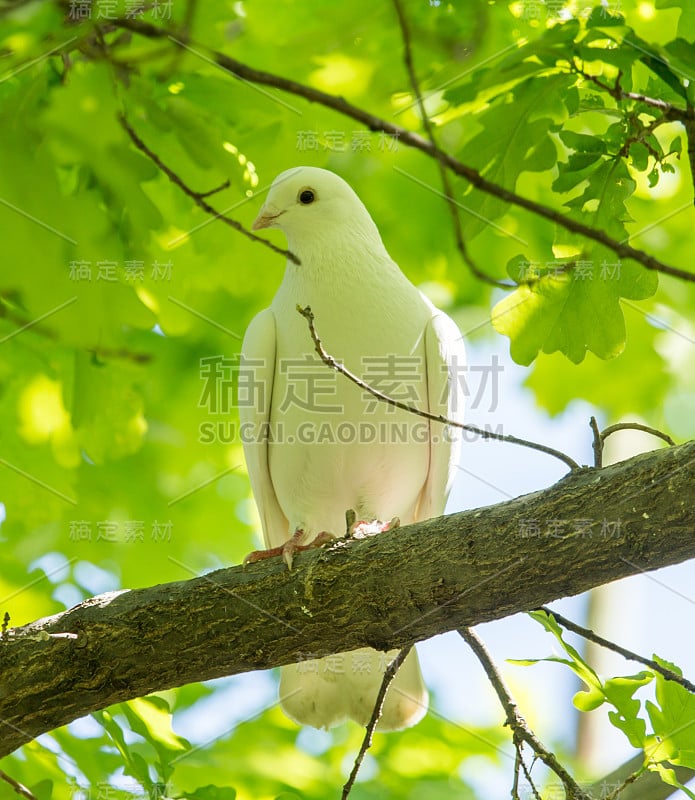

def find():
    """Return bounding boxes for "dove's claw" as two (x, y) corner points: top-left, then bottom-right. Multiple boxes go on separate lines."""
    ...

(348, 516), (401, 539)
(282, 530), (336, 569)
(345, 508), (357, 535)
(243, 545), (284, 566)
(306, 530), (337, 548)
(280, 528), (336, 569)
(244, 528), (336, 570)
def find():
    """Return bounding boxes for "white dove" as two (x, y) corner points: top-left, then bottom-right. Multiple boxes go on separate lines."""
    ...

(240, 166), (465, 731)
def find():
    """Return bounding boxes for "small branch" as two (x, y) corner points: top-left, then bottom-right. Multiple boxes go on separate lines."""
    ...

(0, 295), (152, 363)
(511, 748), (522, 799)
(517, 749), (543, 800)
(86, 346), (152, 365)
(602, 765), (645, 800)
(107, 18), (695, 284)
(600, 422), (676, 449)
(297, 305), (580, 471)
(118, 113), (300, 265)
(0, 770), (38, 800)
(590, 416), (603, 468)
(686, 117), (695, 209)
(341, 645), (413, 799)
(181, 0), (198, 36)
(588, 752), (693, 800)
(459, 627), (592, 800)
(575, 67), (693, 122)
(539, 607), (695, 694)
(574, 64), (695, 205)
(196, 178), (231, 199)
(391, 0), (512, 290)
(591, 418), (675, 470)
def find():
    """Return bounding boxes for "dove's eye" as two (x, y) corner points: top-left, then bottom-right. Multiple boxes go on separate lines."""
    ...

(299, 189), (315, 205)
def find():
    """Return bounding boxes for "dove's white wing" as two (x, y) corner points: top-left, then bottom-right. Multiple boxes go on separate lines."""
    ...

(416, 305), (466, 521)
(239, 308), (289, 549)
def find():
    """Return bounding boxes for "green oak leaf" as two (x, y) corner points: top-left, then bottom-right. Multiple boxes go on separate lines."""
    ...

(456, 74), (572, 240)
(646, 656), (695, 770)
(494, 157), (657, 363)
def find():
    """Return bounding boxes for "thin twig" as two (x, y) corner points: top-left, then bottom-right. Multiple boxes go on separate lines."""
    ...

(106, 18), (695, 285)
(196, 178), (231, 199)
(516, 747), (543, 800)
(686, 117), (695, 210)
(86, 346), (151, 364)
(511, 747), (522, 799)
(600, 422), (676, 449)
(602, 768), (644, 800)
(0, 295), (151, 363)
(574, 64), (695, 207)
(181, 0), (198, 36)
(0, 770), (38, 800)
(297, 305), (581, 471)
(539, 607), (695, 694)
(591, 417), (676, 470)
(590, 416), (603, 468)
(118, 113), (300, 265)
(391, 0), (512, 290)
(341, 645), (413, 799)
(574, 65), (693, 122)
(459, 627), (592, 800)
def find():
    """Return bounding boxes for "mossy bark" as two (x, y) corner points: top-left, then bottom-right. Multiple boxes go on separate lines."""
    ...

(1, 440), (693, 757)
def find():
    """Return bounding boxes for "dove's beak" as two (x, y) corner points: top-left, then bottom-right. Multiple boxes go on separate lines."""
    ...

(252, 204), (285, 230)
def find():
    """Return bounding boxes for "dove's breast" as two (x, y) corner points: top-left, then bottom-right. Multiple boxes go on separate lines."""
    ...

(267, 257), (437, 536)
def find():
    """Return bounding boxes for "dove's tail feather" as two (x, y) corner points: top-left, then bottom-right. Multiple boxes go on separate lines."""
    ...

(279, 647), (427, 731)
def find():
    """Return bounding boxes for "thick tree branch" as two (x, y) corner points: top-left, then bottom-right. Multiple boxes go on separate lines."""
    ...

(0, 440), (693, 758)
(106, 17), (695, 284)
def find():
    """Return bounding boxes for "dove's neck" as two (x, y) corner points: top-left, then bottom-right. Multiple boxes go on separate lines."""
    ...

(272, 221), (428, 366)
(282, 220), (393, 289)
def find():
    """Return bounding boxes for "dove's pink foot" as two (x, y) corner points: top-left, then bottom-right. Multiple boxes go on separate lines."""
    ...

(244, 527), (336, 570)
(348, 516), (400, 539)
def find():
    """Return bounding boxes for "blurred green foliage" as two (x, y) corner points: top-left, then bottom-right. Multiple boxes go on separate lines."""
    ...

(0, 0), (694, 796)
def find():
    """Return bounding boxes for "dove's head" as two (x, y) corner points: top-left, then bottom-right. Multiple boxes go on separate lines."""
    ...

(252, 167), (384, 259)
